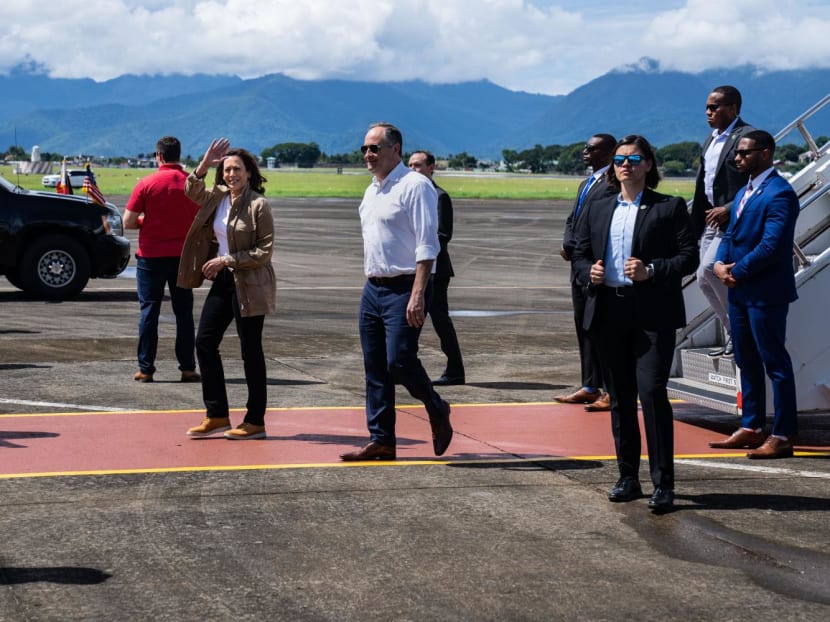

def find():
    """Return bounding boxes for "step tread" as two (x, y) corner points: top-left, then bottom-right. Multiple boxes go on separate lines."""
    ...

(668, 377), (738, 415)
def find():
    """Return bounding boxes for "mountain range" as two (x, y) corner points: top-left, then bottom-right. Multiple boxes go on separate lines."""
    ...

(2, 60), (828, 160)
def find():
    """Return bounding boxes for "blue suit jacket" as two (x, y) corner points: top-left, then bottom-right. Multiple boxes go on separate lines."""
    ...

(716, 170), (799, 306)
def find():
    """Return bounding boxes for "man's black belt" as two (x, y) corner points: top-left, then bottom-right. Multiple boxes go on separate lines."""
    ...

(368, 274), (416, 286)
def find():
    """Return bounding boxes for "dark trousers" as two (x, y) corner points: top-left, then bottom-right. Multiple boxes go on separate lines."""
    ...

(359, 278), (445, 447)
(571, 281), (603, 390)
(136, 256), (196, 374)
(594, 289), (675, 489)
(429, 276), (465, 377)
(196, 270), (266, 425)
(730, 301), (797, 436)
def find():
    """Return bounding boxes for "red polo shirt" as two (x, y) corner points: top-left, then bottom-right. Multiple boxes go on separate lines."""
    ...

(125, 164), (200, 257)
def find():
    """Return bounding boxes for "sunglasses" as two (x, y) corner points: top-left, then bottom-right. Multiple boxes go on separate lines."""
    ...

(706, 102), (735, 112)
(360, 144), (386, 155)
(735, 148), (765, 158)
(612, 154), (644, 166)
(583, 144), (604, 152)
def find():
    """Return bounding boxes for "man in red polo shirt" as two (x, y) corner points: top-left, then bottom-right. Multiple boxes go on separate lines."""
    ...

(124, 136), (201, 383)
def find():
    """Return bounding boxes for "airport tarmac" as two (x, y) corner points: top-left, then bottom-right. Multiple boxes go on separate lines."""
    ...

(1, 197), (829, 621)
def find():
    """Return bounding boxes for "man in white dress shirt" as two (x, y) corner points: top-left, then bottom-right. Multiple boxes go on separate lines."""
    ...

(690, 86), (754, 357)
(340, 122), (453, 461)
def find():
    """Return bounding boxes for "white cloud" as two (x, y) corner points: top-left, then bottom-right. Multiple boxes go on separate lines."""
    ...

(642, 0), (830, 74)
(1, 0), (829, 94)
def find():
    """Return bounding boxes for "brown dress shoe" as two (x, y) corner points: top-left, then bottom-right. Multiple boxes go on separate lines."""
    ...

(340, 441), (396, 462)
(709, 428), (765, 449)
(554, 388), (601, 404)
(134, 370), (154, 383)
(180, 370), (201, 383)
(747, 436), (794, 459)
(584, 392), (611, 412)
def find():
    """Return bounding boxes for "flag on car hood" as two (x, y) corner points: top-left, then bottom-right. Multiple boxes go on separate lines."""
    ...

(82, 162), (106, 206)
(56, 159), (72, 195)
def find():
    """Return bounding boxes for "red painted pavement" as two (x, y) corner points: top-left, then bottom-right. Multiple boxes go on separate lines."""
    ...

(0, 402), (823, 478)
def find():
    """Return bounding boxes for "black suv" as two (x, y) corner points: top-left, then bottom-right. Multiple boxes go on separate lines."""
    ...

(0, 174), (130, 299)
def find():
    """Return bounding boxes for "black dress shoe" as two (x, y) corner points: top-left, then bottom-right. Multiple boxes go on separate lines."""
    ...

(706, 346), (725, 358)
(340, 441), (396, 462)
(608, 477), (642, 502)
(430, 401), (453, 456)
(432, 374), (465, 386)
(648, 487), (675, 512)
(721, 340), (734, 358)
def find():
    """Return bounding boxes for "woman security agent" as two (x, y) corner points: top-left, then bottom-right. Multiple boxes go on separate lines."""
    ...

(177, 138), (276, 440)
(571, 135), (698, 512)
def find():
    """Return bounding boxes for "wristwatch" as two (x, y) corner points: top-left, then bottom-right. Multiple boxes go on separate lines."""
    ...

(646, 263), (655, 279)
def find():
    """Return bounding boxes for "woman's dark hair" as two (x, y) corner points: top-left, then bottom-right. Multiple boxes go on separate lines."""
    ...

(214, 148), (267, 194)
(605, 134), (661, 190)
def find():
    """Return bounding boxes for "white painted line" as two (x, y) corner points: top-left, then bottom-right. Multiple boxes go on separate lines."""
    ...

(0, 398), (130, 412)
(677, 458), (830, 479)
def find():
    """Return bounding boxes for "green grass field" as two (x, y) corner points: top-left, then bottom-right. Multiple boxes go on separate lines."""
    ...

(1, 165), (695, 201)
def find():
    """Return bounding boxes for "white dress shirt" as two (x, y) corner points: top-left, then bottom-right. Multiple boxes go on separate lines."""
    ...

(603, 191), (642, 287)
(703, 117), (739, 205)
(213, 194), (231, 257)
(359, 161), (439, 277)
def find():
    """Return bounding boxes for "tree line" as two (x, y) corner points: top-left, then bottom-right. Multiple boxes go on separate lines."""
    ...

(259, 138), (827, 175)
(4, 137), (826, 175)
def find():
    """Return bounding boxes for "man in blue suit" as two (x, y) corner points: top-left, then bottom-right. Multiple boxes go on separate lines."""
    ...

(710, 130), (799, 459)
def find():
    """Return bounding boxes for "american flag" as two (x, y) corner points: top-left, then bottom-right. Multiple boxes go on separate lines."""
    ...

(82, 162), (106, 206)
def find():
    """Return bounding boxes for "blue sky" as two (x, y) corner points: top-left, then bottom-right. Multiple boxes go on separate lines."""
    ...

(2, 0), (829, 94)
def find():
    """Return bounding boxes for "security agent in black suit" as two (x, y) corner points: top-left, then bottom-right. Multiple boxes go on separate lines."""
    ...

(408, 151), (465, 385)
(557, 134), (616, 410)
(572, 135), (699, 512)
(691, 86), (754, 357)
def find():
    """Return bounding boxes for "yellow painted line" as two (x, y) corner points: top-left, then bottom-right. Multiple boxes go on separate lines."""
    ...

(0, 399), (703, 418)
(0, 402), (565, 418)
(0, 456), (576, 480)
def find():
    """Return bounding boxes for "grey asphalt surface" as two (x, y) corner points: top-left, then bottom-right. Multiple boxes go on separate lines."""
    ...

(1, 196), (829, 621)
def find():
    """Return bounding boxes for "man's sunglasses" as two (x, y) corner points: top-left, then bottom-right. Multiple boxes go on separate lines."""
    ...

(735, 148), (766, 158)
(706, 102), (734, 112)
(612, 154), (644, 166)
(583, 144), (604, 152)
(360, 144), (386, 155)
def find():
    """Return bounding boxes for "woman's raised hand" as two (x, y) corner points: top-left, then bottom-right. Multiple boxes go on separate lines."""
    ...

(203, 138), (231, 167)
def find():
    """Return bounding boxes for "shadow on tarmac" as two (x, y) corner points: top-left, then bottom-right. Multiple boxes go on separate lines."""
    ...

(0, 567), (112, 585)
(447, 457), (604, 471)
(0, 430), (60, 448)
(467, 381), (561, 391)
(677, 492), (830, 511)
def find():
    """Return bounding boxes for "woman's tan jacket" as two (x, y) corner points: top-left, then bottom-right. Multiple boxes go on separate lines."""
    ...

(177, 174), (276, 317)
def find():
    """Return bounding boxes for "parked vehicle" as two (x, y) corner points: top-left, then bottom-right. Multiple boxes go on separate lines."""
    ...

(0, 174), (130, 299)
(42, 170), (89, 188)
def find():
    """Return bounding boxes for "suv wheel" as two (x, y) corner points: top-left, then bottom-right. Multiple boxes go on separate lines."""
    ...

(21, 235), (91, 300)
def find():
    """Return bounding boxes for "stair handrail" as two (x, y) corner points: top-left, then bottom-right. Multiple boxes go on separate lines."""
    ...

(774, 93), (830, 157)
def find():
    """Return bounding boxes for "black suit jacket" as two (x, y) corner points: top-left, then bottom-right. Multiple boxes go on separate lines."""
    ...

(691, 118), (754, 237)
(434, 183), (454, 279)
(572, 188), (699, 332)
(562, 175), (615, 285)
